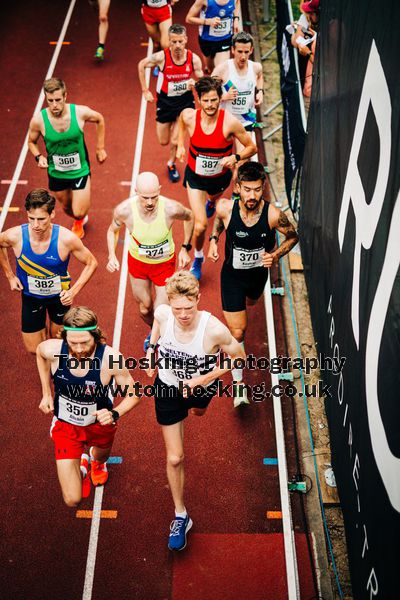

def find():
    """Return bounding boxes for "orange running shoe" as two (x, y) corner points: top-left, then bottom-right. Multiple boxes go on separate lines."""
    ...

(89, 447), (109, 486)
(71, 215), (89, 239)
(80, 453), (91, 498)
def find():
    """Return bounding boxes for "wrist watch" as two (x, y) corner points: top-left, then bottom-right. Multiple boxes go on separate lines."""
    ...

(181, 243), (192, 251)
(35, 154), (42, 162)
(148, 343), (157, 350)
(235, 153), (241, 163)
(110, 409), (120, 423)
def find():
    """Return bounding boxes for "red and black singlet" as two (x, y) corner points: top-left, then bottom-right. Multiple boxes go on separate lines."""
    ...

(187, 109), (233, 178)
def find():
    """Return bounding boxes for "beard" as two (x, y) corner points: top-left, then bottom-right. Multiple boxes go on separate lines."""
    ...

(69, 344), (96, 362)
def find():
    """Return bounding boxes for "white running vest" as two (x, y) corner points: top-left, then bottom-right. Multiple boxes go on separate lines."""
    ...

(157, 307), (218, 388)
(222, 59), (257, 126)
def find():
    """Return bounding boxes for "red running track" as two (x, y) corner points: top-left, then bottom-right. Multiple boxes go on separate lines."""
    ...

(0, 1), (316, 599)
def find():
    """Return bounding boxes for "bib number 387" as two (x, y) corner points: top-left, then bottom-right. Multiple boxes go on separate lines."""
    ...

(195, 154), (223, 176)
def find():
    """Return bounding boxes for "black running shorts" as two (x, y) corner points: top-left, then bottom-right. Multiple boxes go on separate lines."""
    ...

(21, 293), (68, 333)
(198, 36), (232, 58)
(184, 166), (232, 197)
(48, 173), (90, 192)
(154, 375), (218, 426)
(221, 263), (269, 312)
(156, 91), (195, 124)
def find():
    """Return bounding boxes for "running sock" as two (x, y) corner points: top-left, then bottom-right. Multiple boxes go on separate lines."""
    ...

(98, 43), (105, 49)
(167, 159), (174, 167)
(175, 509), (187, 519)
(194, 249), (204, 258)
(232, 341), (245, 382)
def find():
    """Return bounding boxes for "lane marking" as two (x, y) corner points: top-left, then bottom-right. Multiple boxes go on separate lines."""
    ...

(76, 510), (118, 519)
(0, 207), (20, 213)
(263, 458), (278, 465)
(119, 181), (132, 186)
(49, 41), (71, 45)
(81, 38), (153, 600)
(0, 0), (77, 233)
(266, 511), (283, 519)
(1, 180), (27, 185)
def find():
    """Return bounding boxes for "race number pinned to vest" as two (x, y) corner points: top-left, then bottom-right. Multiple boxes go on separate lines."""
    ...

(232, 246), (264, 269)
(230, 91), (253, 115)
(210, 18), (230, 38)
(58, 395), (97, 426)
(27, 274), (62, 296)
(138, 239), (170, 260)
(53, 152), (81, 172)
(168, 80), (189, 97)
(195, 154), (223, 177)
(147, 0), (168, 6)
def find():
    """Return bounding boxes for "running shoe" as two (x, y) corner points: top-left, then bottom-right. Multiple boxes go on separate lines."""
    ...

(168, 515), (193, 551)
(143, 332), (151, 353)
(94, 46), (104, 61)
(205, 199), (216, 218)
(80, 453), (91, 498)
(167, 163), (180, 183)
(89, 447), (109, 486)
(190, 257), (204, 280)
(153, 66), (159, 77)
(233, 384), (250, 408)
(71, 215), (89, 239)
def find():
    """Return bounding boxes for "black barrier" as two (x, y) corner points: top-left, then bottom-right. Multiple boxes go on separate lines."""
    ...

(300, 1), (400, 597)
(275, 0), (306, 219)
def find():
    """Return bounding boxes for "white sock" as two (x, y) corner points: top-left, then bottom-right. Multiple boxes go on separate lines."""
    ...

(175, 509), (187, 519)
(167, 159), (174, 167)
(232, 341), (245, 382)
(194, 249), (204, 259)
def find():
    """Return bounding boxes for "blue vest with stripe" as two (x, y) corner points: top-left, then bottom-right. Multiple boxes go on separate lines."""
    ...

(16, 224), (71, 298)
(200, 0), (236, 42)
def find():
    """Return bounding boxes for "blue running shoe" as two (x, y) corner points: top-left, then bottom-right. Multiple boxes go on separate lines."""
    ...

(168, 515), (193, 551)
(205, 199), (216, 218)
(153, 66), (159, 77)
(167, 163), (180, 183)
(143, 333), (151, 353)
(190, 257), (204, 280)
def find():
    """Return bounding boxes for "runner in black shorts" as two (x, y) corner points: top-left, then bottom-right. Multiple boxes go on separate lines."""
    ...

(48, 173), (90, 192)
(0, 189), (97, 353)
(208, 161), (298, 406)
(145, 271), (245, 551)
(198, 36), (232, 59)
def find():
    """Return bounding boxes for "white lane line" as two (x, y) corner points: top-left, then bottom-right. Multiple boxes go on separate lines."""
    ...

(264, 277), (300, 599)
(81, 39), (154, 600)
(0, 0), (77, 233)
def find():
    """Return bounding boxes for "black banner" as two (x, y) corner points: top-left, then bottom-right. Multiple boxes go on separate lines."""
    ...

(275, 0), (306, 218)
(299, 1), (400, 598)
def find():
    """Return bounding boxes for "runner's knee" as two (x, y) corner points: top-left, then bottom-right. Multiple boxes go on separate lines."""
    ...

(139, 302), (153, 318)
(231, 327), (245, 342)
(99, 15), (108, 24)
(63, 493), (81, 508)
(194, 220), (207, 237)
(167, 452), (184, 468)
(190, 408), (206, 417)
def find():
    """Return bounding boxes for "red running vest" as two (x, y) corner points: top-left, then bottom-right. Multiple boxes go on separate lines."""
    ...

(188, 109), (233, 178)
(157, 48), (194, 97)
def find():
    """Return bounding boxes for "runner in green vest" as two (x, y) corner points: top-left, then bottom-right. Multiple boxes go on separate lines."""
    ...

(28, 78), (107, 239)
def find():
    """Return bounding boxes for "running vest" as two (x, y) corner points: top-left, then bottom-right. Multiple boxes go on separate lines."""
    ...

(222, 59), (257, 127)
(188, 109), (233, 178)
(53, 341), (113, 427)
(156, 48), (194, 100)
(42, 104), (90, 180)
(143, 0), (169, 6)
(224, 200), (275, 270)
(16, 224), (71, 298)
(128, 196), (175, 264)
(199, 0), (236, 42)
(157, 307), (219, 388)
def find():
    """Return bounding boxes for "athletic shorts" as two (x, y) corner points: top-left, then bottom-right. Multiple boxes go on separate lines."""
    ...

(141, 3), (172, 25)
(221, 263), (269, 312)
(156, 92), (195, 124)
(21, 293), (68, 333)
(50, 417), (117, 460)
(198, 36), (232, 58)
(184, 165), (232, 197)
(154, 375), (218, 425)
(48, 173), (90, 192)
(128, 252), (175, 286)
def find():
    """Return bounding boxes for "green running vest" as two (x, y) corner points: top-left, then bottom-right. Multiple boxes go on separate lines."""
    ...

(42, 104), (90, 179)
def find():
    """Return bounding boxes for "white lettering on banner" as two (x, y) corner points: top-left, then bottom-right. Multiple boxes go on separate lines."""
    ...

(338, 39), (400, 513)
(366, 569), (379, 598)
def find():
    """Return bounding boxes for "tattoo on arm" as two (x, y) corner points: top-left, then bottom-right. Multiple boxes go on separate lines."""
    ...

(272, 212), (299, 261)
(212, 216), (225, 238)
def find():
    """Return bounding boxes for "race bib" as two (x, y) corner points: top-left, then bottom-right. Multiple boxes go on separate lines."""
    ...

(167, 80), (189, 97)
(58, 395), (97, 426)
(148, 0), (167, 6)
(27, 274), (62, 296)
(53, 152), (81, 172)
(138, 239), (170, 260)
(210, 18), (231, 38)
(232, 246), (264, 269)
(195, 154), (223, 176)
(230, 91), (253, 115)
